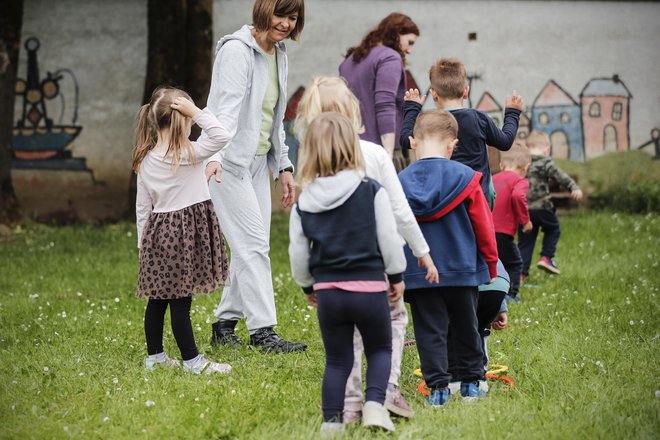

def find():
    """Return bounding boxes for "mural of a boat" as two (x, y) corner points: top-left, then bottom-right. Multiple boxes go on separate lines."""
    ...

(11, 37), (89, 172)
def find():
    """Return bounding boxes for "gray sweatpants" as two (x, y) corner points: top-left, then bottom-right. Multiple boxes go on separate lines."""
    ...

(209, 155), (277, 333)
(344, 297), (408, 411)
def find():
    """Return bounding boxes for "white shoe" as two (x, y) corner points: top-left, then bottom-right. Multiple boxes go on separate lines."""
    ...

(320, 422), (345, 438)
(183, 355), (232, 375)
(144, 353), (181, 370)
(362, 401), (395, 432)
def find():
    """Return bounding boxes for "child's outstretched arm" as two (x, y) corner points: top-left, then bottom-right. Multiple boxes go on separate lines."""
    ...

(374, 187), (407, 299)
(546, 159), (582, 199)
(399, 90), (424, 150)
(481, 90), (522, 151)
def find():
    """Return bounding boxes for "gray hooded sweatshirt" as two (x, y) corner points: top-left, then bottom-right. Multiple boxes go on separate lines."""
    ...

(205, 25), (293, 179)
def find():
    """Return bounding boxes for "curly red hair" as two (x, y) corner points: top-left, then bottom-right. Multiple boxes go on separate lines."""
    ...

(345, 12), (419, 63)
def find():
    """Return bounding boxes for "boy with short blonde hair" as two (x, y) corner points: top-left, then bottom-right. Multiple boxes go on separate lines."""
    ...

(519, 131), (582, 277)
(492, 143), (533, 300)
(400, 57), (523, 206)
(399, 109), (498, 405)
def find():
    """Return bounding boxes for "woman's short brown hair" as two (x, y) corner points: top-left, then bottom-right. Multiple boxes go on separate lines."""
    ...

(252, 0), (305, 41)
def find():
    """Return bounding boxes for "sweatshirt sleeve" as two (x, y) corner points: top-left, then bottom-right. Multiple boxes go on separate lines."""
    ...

(480, 108), (521, 151)
(374, 53), (404, 137)
(288, 205), (315, 293)
(191, 109), (231, 160)
(205, 41), (250, 164)
(511, 177), (530, 226)
(546, 159), (580, 192)
(399, 100), (422, 150)
(135, 173), (153, 249)
(466, 183), (499, 279)
(374, 145), (430, 257)
(374, 188), (407, 283)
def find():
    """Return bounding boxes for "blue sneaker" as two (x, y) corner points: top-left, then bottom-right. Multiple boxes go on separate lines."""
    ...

(426, 387), (450, 407)
(505, 294), (520, 303)
(460, 381), (486, 401)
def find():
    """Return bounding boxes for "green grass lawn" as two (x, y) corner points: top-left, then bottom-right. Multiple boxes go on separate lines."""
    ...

(0, 211), (658, 439)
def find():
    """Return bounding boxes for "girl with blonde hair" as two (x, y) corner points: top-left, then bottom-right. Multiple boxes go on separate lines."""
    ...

(295, 76), (438, 423)
(134, 86), (232, 375)
(290, 112), (405, 435)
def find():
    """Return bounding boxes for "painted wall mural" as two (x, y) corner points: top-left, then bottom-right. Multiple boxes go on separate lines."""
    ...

(11, 37), (97, 180)
(283, 71), (658, 167)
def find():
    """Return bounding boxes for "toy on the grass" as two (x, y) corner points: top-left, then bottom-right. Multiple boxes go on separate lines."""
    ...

(404, 339), (416, 347)
(486, 364), (508, 375)
(415, 364), (515, 394)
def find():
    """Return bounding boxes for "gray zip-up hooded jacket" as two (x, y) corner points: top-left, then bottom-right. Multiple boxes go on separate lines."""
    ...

(205, 25), (293, 179)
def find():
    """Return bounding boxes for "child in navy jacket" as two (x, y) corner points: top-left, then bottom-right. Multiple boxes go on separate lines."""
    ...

(399, 109), (498, 405)
(400, 58), (522, 206)
(289, 113), (406, 435)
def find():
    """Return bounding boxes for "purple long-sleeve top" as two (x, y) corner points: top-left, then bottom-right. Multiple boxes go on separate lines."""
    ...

(339, 45), (406, 149)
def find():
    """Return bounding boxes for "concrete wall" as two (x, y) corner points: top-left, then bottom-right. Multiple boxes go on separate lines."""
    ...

(10, 0), (660, 220)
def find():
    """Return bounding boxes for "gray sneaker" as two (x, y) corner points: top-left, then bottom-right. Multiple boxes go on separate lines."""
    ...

(385, 385), (414, 418)
(183, 355), (232, 375)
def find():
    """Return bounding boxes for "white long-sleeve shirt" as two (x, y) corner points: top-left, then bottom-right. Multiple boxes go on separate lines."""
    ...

(359, 140), (430, 258)
(136, 109), (230, 247)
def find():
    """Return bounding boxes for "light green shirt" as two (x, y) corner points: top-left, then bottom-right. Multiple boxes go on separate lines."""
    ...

(256, 51), (279, 155)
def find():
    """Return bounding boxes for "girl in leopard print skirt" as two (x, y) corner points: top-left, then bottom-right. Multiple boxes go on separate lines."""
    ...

(133, 87), (231, 375)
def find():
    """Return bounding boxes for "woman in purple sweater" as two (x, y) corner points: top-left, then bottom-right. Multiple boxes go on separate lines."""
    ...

(339, 12), (419, 172)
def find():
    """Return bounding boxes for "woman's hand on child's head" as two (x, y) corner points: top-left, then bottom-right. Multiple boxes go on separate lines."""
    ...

(506, 90), (524, 111)
(418, 254), (439, 284)
(571, 188), (583, 201)
(491, 312), (507, 330)
(521, 221), (533, 233)
(404, 88), (426, 106)
(171, 97), (201, 119)
(389, 281), (405, 303)
(306, 292), (318, 307)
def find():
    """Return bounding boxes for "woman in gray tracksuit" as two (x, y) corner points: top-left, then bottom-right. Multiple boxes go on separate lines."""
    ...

(204, 0), (306, 353)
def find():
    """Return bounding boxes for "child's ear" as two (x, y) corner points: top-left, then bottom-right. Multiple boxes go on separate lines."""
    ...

(463, 85), (469, 100)
(430, 88), (439, 102)
(409, 136), (417, 150)
(447, 138), (458, 156)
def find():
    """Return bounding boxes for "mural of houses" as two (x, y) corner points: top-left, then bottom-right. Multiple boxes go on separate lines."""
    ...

(532, 80), (584, 161)
(580, 75), (632, 159)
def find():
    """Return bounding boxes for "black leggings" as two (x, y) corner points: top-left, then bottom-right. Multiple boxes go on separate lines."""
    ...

(144, 297), (198, 361)
(316, 289), (392, 422)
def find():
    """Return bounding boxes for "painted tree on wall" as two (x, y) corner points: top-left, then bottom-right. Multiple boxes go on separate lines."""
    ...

(128, 0), (214, 218)
(0, 0), (23, 223)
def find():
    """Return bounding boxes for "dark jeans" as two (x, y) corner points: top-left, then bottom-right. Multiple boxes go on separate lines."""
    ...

(407, 286), (482, 388)
(448, 290), (505, 380)
(144, 297), (198, 361)
(316, 289), (392, 422)
(496, 233), (523, 297)
(518, 208), (561, 276)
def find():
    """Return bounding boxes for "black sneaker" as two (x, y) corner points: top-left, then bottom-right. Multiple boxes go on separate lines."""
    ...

(249, 327), (307, 353)
(211, 320), (244, 346)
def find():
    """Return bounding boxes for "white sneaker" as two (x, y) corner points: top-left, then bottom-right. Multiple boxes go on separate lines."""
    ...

(362, 401), (395, 432)
(320, 422), (345, 438)
(144, 352), (181, 370)
(183, 355), (232, 375)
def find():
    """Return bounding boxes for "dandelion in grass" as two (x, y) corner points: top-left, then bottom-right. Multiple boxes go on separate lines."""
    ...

(112, 377), (119, 384)
(43, 367), (49, 373)
(145, 400), (155, 407)
(103, 417), (110, 423)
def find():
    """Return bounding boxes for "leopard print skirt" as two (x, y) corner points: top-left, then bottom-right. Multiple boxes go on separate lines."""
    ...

(137, 200), (229, 299)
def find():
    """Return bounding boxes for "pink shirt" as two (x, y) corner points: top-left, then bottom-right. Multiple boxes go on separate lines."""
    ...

(136, 109), (230, 247)
(313, 280), (389, 293)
